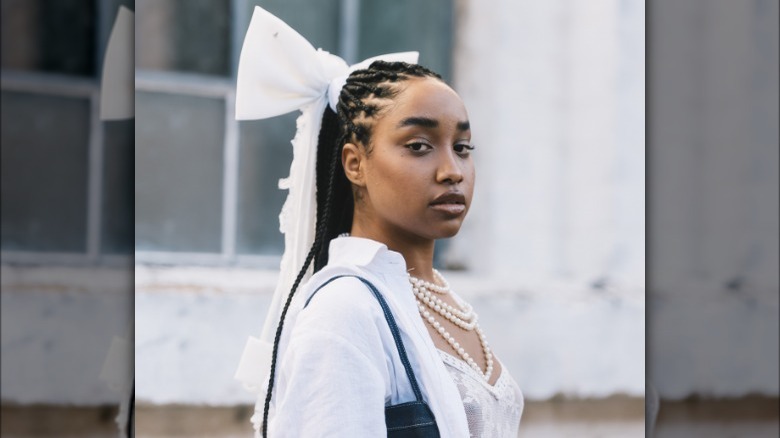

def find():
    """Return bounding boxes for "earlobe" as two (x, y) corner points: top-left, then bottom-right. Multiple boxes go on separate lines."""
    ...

(342, 143), (365, 187)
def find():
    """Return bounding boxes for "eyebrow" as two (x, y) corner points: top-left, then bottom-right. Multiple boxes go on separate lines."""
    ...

(397, 117), (471, 131)
(456, 121), (470, 131)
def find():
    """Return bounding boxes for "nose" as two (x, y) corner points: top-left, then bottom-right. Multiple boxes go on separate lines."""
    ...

(435, 149), (464, 184)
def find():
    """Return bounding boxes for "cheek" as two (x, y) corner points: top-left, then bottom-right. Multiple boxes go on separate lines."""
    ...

(464, 162), (476, 194)
(370, 161), (426, 207)
(381, 165), (422, 199)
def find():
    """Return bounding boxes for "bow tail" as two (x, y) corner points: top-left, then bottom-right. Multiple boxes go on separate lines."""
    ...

(270, 97), (328, 336)
(233, 97), (328, 393)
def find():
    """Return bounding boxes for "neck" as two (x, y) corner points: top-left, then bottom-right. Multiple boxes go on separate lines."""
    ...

(399, 243), (436, 283)
(350, 217), (437, 284)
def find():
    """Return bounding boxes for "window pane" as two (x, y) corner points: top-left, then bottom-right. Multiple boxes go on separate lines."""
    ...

(237, 115), (295, 255)
(101, 119), (133, 254)
(0, 91), (90, 252)
(135, 91), (224, 253)
(136, 0), (231, 76)
(0, 0), (96, 76)
(359, 0), (453, 81)
(242, 0), (341, 55)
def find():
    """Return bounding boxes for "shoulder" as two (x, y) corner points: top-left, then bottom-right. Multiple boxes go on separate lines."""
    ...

(285, 274), (394, 375)
(301, 275), (382, 322)
(306, 275), (376, 307)
(293, 273), (388, 344)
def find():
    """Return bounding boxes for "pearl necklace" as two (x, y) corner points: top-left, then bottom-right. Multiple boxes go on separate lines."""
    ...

(408, 269), (450, 294)
(408, 273), (494, 381)
(412, 284), (477, 330)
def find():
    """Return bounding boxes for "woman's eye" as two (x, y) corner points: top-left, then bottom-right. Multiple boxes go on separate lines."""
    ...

(406, 142), (432, 153)
(454, 143), (475, 155)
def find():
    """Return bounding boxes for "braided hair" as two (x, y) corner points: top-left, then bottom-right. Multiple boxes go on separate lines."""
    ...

(261, 60), (442, 436)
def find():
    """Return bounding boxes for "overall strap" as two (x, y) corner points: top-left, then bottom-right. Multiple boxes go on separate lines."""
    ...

(304, 275), (424, 403)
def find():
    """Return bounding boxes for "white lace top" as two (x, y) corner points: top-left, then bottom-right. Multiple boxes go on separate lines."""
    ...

(439, 350), (524, 437)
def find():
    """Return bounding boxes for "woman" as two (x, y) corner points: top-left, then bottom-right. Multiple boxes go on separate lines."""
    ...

(235, 7), (523, 437)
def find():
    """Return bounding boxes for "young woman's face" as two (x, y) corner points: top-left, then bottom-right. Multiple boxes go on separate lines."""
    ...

(345, 76), (475, 243)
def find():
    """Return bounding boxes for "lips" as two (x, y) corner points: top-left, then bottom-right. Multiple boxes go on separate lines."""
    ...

(430, 192), (466, 206)
(429, 192), (466, 216)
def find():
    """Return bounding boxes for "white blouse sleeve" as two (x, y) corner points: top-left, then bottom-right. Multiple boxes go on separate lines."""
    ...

(269, 277), (391, 437)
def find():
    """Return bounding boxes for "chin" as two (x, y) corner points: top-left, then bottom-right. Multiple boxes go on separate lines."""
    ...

(430, 222), (464, 239)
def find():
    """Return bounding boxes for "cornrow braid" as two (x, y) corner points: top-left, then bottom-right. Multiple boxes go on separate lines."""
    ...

(337, 61), (441, 150)
(261, 60), (442, 436)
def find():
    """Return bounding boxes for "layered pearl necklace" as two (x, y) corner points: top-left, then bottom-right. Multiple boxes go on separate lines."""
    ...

(409, 269), (494, 382)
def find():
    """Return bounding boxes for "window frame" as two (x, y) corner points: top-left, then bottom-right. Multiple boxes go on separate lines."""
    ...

(134, 70), (282, 267)
(0, 2), (134, 267)
(133, 0), (363, 268)
(0, 71), (121, 266)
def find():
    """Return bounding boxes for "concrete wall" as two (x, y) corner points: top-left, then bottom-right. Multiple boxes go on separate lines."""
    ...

(647, 0), (779, 399)
(133, 266), (645, 405)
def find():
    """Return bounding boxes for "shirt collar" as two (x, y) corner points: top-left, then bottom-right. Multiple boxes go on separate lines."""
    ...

(327, 236), (408, 275)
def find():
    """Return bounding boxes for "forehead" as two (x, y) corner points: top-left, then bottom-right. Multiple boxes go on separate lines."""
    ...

(381, 77), (468, 126)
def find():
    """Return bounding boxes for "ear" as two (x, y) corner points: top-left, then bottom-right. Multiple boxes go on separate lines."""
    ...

(342, 142), (366, 187)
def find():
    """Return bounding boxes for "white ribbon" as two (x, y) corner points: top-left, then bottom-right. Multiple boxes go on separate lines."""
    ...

(236, 6), (418, 117)
(234, 5), (418, 391)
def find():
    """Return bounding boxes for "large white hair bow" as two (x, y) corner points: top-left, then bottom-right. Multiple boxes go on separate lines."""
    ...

(234, 6), (418, 392)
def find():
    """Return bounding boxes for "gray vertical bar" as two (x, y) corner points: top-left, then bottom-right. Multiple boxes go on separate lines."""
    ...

(222, 92), (239, 261)
(231, 0), (249, 79)
(87, 90), (104, 261)
(339, 0), (360, 64)
(96, 0), (114, 76)
(227, 0), (247, 261)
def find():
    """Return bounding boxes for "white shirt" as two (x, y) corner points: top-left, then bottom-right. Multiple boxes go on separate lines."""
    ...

(261, 236), (471, 437)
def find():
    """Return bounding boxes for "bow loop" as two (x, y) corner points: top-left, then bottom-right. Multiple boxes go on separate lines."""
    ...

(236, 6), (419, 119)
(235, 7), (348, 120)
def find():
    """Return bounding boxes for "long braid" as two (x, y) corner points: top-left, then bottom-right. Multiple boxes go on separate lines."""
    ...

(260, 60), (442, 436)
(260, 109), (343, 437)
(260, 240), (316, 437)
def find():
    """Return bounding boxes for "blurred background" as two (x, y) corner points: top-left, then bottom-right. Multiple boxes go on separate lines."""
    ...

(647, 0), (778, 436)
(2, 0), (134, 436)
(2, 0), (776, 437)
(132, 0), (646, 436)
(3, 0), (646, 436)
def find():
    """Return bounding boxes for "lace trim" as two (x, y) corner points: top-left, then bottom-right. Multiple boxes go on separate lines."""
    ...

(437, 349), (512, 400)
(439, 349), (523, 437)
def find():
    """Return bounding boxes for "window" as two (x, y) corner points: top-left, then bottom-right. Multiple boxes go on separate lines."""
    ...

(1, 0), (134, 264)
(134, 0), (454, 266)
